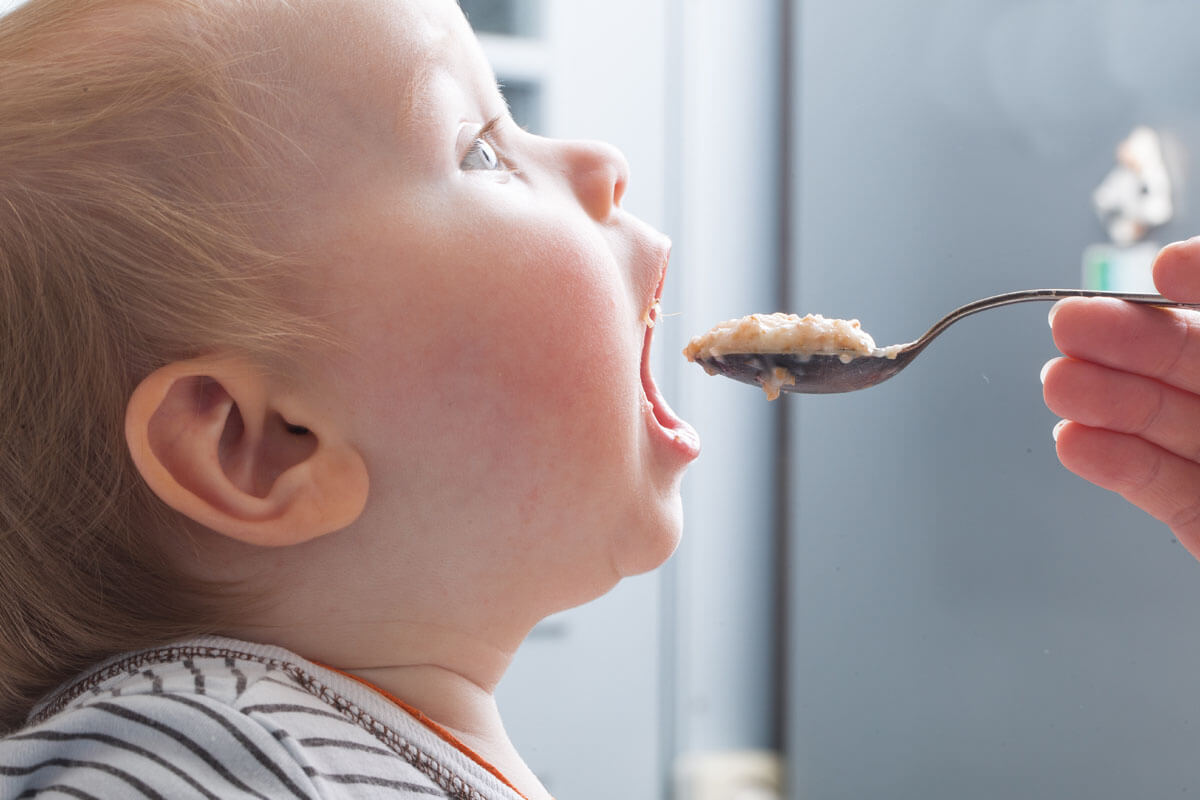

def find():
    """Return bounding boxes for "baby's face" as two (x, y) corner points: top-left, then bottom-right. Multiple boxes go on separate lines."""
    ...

(274, 0), (698, 611)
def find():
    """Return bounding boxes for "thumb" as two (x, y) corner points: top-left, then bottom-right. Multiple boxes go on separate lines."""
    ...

(1153, 237), (1200, 302)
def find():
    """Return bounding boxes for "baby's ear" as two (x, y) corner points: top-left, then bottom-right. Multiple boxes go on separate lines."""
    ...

(124, 357), (368, 547)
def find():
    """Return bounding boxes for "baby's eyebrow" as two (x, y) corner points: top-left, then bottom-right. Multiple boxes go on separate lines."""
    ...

(398, 57), (436, 129)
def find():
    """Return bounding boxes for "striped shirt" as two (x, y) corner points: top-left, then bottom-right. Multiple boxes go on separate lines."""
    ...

(0, 637), (527, 799)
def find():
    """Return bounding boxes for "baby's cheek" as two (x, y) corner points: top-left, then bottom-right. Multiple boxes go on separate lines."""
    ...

(477, 297), (638, 503)
(489, 278), (630, 431)
(335, 220), (639, 489)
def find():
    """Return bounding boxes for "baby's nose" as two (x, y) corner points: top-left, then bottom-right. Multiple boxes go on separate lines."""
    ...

(563, 139), (629, 221)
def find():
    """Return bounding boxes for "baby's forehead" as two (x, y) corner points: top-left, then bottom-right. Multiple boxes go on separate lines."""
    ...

(262, 0), (443, 86)
(257, 0), (497, 152)
(251, 0), (445, 134)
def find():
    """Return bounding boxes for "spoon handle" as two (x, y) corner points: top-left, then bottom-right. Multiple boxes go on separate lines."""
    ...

(915, 289), (1200, 347)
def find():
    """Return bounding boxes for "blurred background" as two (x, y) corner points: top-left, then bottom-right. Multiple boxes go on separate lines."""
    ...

(7, 0), (1200, 797)
(453, 1), (1200, 799)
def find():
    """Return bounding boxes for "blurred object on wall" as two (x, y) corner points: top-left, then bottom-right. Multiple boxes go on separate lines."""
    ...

(1093, 126), (1173, 246)
(1084, 126), (1177, 291)
(674, 750), (783, 800)
(1082, 241), (1160, 292)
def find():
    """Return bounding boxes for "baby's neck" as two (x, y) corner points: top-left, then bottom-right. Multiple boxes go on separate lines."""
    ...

(349, 663), (552, 800)
(351, 662), (498, 727)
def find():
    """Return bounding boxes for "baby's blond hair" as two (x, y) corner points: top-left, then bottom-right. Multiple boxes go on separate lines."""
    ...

(0, 0), (319, 730)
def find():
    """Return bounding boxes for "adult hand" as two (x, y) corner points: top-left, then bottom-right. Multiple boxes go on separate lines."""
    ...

(1042, 237), (1200, 559)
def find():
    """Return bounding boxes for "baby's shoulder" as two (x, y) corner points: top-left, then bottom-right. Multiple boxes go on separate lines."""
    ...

(0, 638), (459, 799)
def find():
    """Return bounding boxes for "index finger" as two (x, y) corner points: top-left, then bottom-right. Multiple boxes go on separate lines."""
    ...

(1050, 297), (1200, 396)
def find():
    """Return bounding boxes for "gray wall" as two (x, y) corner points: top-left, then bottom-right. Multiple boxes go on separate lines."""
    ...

(787, 1), (1200, 797)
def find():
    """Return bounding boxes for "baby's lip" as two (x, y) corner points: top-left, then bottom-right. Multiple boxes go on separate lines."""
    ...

(639, 246), (700, 457)
(643, 259), (667, 328)
(642, 235), (672, 324)
(643, 241), (672, 331)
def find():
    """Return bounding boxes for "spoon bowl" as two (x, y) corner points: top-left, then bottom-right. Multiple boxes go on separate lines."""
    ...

(694, 350), (919, 394)
(692, 289), (1200, 396)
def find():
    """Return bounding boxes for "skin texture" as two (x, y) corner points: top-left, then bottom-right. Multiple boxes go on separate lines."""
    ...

(1044, 237), (1200, 561)
(122, 1), (700, 797)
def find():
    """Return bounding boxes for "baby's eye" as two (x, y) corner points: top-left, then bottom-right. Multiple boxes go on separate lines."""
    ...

(462, 136), (503, 171)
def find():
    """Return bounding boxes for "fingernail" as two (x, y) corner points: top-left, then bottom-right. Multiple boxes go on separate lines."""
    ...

(1039, 359), (1054, 385)
(1048, 300), (1064, 328)
(1052, 419), (1068, 441)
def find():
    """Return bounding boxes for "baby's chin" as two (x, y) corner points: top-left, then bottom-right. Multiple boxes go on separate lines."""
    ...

(611, 491), (685, 579)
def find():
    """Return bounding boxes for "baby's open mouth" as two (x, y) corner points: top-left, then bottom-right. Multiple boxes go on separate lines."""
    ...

(640, 260), (700, 455)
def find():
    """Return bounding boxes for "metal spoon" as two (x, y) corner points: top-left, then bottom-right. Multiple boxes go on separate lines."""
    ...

(691, 289), (1200, 395)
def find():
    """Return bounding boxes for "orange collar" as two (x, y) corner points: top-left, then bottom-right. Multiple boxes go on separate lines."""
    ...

(319, 663), (530, 800)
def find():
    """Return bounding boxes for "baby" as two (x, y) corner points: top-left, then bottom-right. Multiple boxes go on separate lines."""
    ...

(4, 0), (1199, 797)
(1045, 237), (1200, 564)
(0, 0), (698, 798)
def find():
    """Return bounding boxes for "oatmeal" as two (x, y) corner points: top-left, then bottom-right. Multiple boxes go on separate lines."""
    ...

(683, 312), (896, 363)
(683, 312), (901, 400)
(760, 366), (796, 401)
